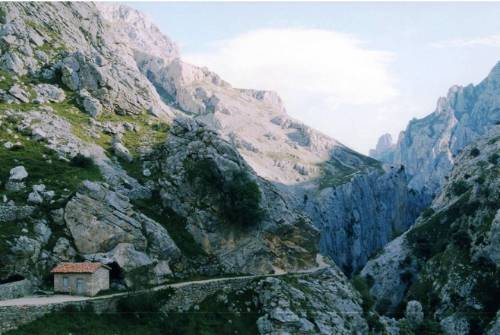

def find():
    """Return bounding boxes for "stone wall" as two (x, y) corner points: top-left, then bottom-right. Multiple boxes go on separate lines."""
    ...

(162, 277), (255, 312)
(0, 275), (257, 334)
(0, 297), (115, 334)
(0, 280), (32, 301)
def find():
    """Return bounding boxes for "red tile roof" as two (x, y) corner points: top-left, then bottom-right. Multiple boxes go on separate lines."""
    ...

(51, 262), (109, 274)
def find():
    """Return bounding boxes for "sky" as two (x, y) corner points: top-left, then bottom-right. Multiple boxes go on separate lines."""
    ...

(128, 2), (500, 154)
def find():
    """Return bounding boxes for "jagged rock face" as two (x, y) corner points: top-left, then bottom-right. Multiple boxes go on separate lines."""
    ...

(64, 181), (147, 254)
(150, 117), (319, 274)
(92, 2), (379, 187)
(135, 54), (369, 185)
(254, 267), (368, 334)
(0, 2), (172, 118)
(304, 168), (428, 274)
(362, 126), (500, 334)
(360, 233), (414, 312)
(96, 3), (179, 62)
(371, 62), (500, 196)
(4, 106), (149, 199)
(158, 264), (369, 334)
(0, 2), (322, 283)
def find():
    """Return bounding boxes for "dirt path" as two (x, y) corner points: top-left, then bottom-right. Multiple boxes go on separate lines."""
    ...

(0, 254), (329, 307)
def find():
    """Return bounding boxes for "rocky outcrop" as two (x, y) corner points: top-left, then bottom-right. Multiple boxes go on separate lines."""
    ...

(148, 117), (319, 274)
(0, 1), (430, 285)
(32, 84), (65, 104)
(64, 181), (148, 254)
(361, 126), (500, 334)
(0, 279), (32, 301)
(371, 62), (500, 196)
(6, 105), (150, 199)
(64, 181), (181, 285)
(254, 268), (368, 334)
(96, 3), (179, 62)
(360, 233), (414, 312)
(0, 2), (173, 118)
(161, 265), (369, 334)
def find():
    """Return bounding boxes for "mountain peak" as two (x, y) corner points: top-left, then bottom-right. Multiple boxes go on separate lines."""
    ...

(369, 133), (395, 161)
(96, 2), (179, 61)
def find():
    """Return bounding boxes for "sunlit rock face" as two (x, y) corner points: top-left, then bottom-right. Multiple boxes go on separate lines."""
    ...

(94, 2), (431, 273)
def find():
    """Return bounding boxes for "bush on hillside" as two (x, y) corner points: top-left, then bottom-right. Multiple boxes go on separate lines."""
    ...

(185, 158), (263, 226)
(70, 153), (94, 168)
(450, 180), (468, 196)
(470, 148), (480, 157)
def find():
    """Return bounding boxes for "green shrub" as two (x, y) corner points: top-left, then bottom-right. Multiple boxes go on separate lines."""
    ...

(185, 158), (263, 226)
(366, 312), (385, 333)
(70, 154), (94, 168)
(7, 299), (165, 335)
(470, 148), (480, 157)
(351, 275), (375, 313)
(451, 229), (471, 248)
(117, 288), (174, 319)
(400, 318), (444, 335)
(407, 278), (440, 316)
(375, 298), (392, 315)
(421, 208), (435, 219)
(488, 153), (499, 165)
(400, 271), (413, 284)
(450, 180), (469, 196)
(162, 288), (261, 335)
(222, 170), (263, 226)
(398, 319), (416, 335)
(0, 7), (6, 24)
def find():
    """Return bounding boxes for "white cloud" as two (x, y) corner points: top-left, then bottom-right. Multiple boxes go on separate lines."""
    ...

(184, 28), (399, 153)
(431, 34), (500, 48)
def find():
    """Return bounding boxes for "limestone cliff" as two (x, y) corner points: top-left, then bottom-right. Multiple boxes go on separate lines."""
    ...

(304, 167), (428, 274)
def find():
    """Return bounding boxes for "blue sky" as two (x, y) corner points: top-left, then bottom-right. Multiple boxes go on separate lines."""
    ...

(129, 2), (500, 154)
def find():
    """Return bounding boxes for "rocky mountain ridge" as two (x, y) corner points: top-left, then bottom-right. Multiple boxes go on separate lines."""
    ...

(371, 63), (500, 196)
(362, 125), (500, 334)
(77, 2), (417, 274)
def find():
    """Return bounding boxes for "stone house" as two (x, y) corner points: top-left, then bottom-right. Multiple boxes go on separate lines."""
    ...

(51, 262), (110, 297)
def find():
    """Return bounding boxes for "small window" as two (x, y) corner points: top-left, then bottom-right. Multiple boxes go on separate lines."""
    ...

(63, 277), (69, 289)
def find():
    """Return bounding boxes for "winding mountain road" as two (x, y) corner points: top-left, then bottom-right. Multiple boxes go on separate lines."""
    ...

(0, 255), (329, 307)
